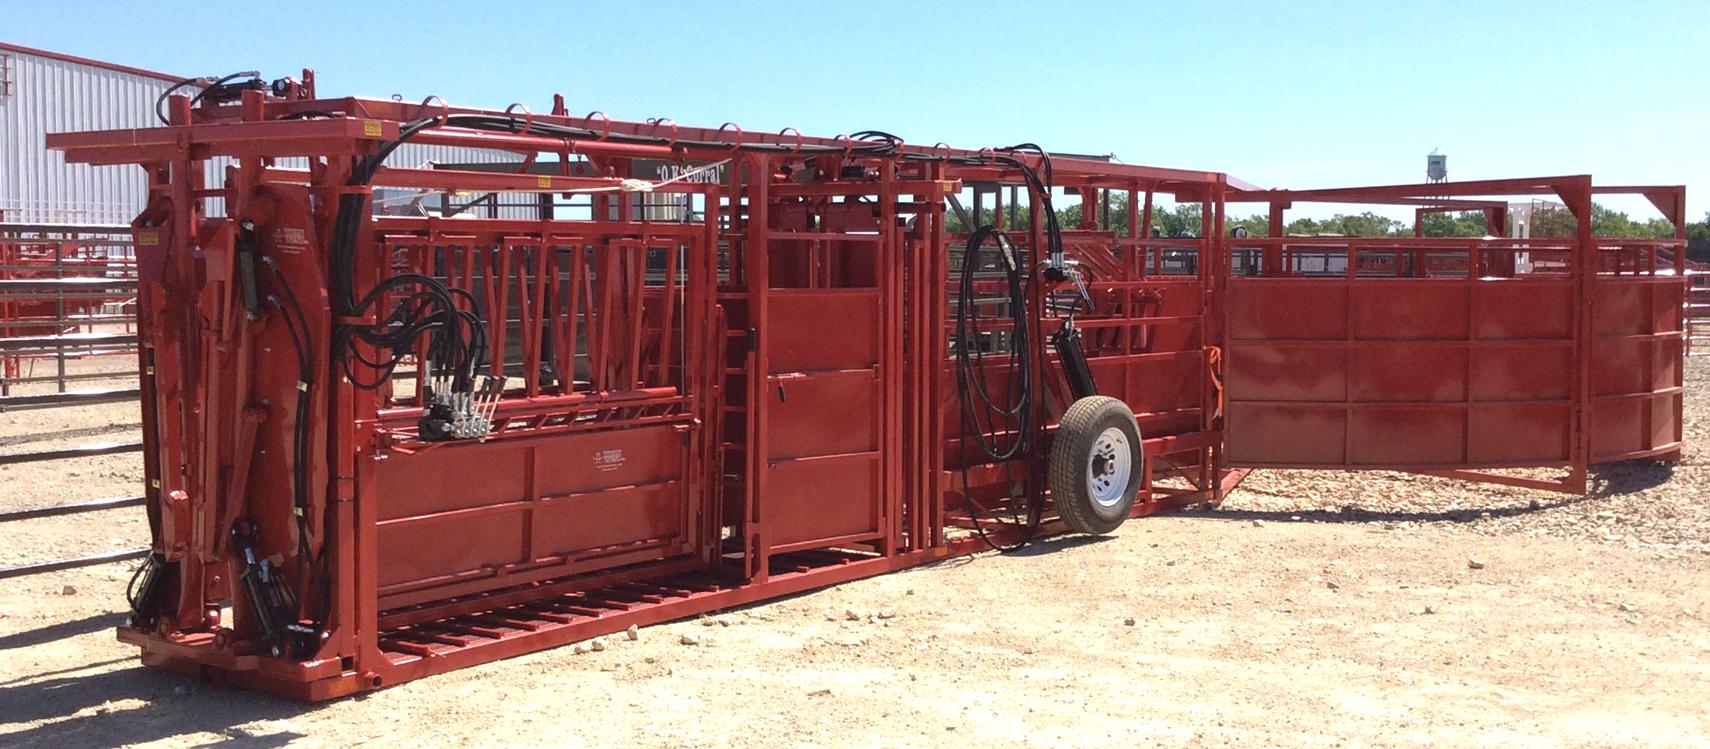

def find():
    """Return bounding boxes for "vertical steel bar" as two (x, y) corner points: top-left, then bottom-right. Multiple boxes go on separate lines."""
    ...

(658, 240), (679, 386)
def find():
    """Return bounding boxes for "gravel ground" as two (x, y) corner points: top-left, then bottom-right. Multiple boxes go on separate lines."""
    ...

(0, 357), (1706, 748)
(1213, 356), (1710, 560)
(0, 356), (144, 569)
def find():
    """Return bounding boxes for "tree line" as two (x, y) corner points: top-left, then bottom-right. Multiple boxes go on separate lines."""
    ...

(951, 190), (1710, 242)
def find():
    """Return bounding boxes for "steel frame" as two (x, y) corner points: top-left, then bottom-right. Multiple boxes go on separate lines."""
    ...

(1688, 262), (1709, 356)
(1228, 178), (1689, 492)
(45, 75), (1686, 699)
(0, 224), (138, 397)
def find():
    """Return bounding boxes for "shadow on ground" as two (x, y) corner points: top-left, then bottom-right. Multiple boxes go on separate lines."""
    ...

(1189, 461), (1675, 526)
(0, 661), (310, 748)
(1, 608), (310, 746)
(0, 611), (126, 652)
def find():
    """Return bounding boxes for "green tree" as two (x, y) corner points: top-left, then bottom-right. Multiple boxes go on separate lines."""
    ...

(1150, 203), (1203, 237)
(1226, 214), (1269, 237)
(1526, 202), (1683, 238)
(1687, 211), (1710, 242)
(1419, 211), (1488, 237)
(1528, 205), (1578, 238)
(1282, 211), (1406, 237)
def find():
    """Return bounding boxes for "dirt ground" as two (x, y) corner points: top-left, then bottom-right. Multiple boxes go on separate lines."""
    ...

(2, 357), (1707, 748)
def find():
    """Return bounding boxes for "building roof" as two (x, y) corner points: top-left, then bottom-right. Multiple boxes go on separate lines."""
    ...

(0, 40), (185, 83)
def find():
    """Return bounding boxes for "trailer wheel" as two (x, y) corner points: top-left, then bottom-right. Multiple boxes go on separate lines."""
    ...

(1049, 396), (1143, 535)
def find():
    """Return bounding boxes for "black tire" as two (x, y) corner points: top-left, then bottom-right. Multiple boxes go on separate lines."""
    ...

(1049, 396), (1143, 535)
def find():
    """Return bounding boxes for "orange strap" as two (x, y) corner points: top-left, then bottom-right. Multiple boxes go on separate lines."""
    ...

(1207, 345), (1225, 421)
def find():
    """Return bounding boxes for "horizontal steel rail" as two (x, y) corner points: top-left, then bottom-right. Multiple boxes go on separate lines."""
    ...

(0, 441), (143, 465)
(0, 387), (140, 409)
(0, 494), (145, 522)
(0, 332), (135, 352)
(0, 277), (137, 290)
(0, 548), (149, 580)
(1, 369), (137, 386)
(0, 221), (132, 235)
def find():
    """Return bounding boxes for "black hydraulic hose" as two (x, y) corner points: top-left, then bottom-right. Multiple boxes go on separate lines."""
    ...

(950, 145), (1066, 552)
(954, 226), (1041, 552)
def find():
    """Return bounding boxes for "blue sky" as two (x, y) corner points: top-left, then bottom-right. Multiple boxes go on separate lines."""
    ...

(7, 0), (1706, 221)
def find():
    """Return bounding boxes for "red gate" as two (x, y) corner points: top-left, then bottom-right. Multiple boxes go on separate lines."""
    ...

(1224, 178), (1689, 492)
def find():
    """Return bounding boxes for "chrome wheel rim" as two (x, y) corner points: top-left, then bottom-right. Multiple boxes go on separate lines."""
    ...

(1087, 427), (1133, 508)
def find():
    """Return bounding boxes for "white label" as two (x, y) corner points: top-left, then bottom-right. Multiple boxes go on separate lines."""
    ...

(273, 226), (309, 254)
(594, 448), (626, 472)
(656, 163), (724, 184)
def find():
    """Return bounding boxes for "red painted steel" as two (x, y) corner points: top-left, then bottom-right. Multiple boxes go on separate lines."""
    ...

(45, 73), (1685, 699)
(1227, 179), (1690, 491)
(1688, 263), (1710, 356)
(0, 226), (137, 393)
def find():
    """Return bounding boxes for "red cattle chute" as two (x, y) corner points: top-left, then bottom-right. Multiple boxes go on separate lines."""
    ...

(47, 74), (1684, 699)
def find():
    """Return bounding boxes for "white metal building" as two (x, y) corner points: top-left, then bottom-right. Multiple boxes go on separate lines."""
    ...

(0, 41), (524, 225)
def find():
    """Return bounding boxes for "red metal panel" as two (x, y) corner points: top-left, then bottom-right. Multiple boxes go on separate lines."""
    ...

(1594, 282), (1649, 336)
(1592, 398), (1649, 458)
(533, 426), (687, 494)
(766, 291), (880, 373)
(1349, 283), (1467, 339)
(1089, 352), (1205, 436)
(375, 442), (528, 521)
(372, 426), (691, 596)
(1472, 283), (1572, 338)
(529, 484), (686, 559)
(1227, 282), (1348, 340)
(1468, 403), (1571, 463)
(1470, 344), (1572, 401)
(1593, 337), (1651, 395)
(1347, 406), (1463, 465)
(377, 511), (528, 590)
(1225, 404), (1344, 464)
(1226, 243), (1580, 472)
(1589, 277), (1686, 461)
(766, 455), (881, 548)
(1651, 394), (1682, 448)
(1351, 344), (1466, 402)
(1226, 344), (1346, 402)
(767, 370), (879, 460)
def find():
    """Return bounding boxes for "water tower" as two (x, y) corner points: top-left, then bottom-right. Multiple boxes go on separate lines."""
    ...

(1427, 148), (1448, 183)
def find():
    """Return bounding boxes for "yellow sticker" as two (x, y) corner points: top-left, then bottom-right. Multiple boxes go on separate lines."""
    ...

(537, 175), (553, 189)
(363, 120), (383, 137)
(137, 230), (160, 246)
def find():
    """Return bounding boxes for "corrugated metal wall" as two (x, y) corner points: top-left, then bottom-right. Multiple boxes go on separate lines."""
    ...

(0, 49), (163, 224)
(0, 47), (526, 225)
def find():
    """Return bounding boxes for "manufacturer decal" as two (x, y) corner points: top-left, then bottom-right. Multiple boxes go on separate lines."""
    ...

(594, 448), (626, 472)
